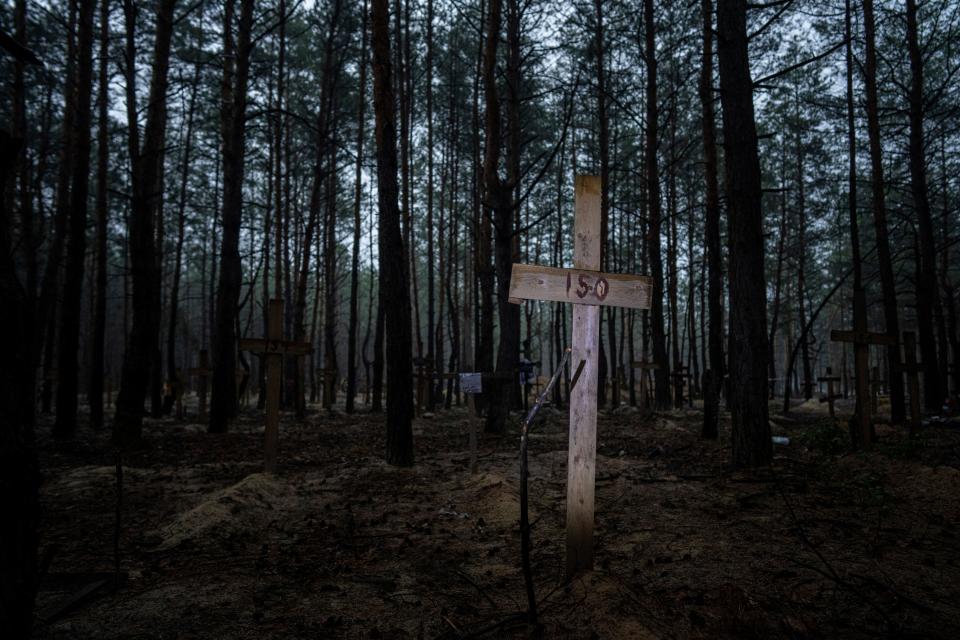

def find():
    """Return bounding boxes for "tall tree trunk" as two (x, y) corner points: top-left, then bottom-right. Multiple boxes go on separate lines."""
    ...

(114, 0), (177, 447)
(699, 0), (724, 425)
(89, 0), (110, 429)
(717, 0), (771, 467)
(163, 48), (202, 417)
(372, 0), (414, 465)
(347, 0), (368, 413)
(483, 0), (521, 435)
(905, 0), (943, 411)
(644, 0), (671, 409)
(39, 0), (78, 416)
(862, 0), (905, 423)
(209, 0), (255, 433)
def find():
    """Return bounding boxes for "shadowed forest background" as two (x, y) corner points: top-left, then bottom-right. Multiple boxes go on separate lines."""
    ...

(0, 0), (959, 637)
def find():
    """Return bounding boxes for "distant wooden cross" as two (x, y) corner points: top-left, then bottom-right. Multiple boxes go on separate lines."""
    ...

(239, 298), (311, 473)
(188, 349), (211, 422)
(898, 331), (923, 438)
(817, 366), (841, 419)
(631, 359), (659, 414)
(318, 364), (337, 410)
(830, 328), (896, 447)
(670, 366), (692, 409)
(509, 176), (653, 577)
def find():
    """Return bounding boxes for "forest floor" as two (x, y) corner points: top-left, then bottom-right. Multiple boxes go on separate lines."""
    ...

(33, 393), (960, 639)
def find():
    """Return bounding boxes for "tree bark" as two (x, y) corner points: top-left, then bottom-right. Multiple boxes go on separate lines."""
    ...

(644, 0), (671, 410)
(905, 0), (943, 411)
(209, 0), (255, 433)
(372, 0), (414, 465)
(701, 0), (723, 439)
(89, 0), (110, 429)
(861, 0), (905, 423)
(347, 0), (369, 413)
(113, 0), (177, 447)
(717, 0), (771, 467)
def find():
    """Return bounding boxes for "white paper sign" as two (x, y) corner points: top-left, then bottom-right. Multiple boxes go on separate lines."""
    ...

(459, 372), (482, 394)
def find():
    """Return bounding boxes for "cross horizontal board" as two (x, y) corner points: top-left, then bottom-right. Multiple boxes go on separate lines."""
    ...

(509, 264), (653, 309)
(829, 330), (896, 346)
(239, 338), (312, 355)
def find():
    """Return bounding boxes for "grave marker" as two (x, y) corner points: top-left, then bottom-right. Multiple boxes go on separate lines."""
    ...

(631, 360), (660, 415)
(509, 176), (654, 577)
(239, 299), (311, 473)
(817, 366), (841, 419)
(830, 328), (896, 447)
(898, 331), (923, 438)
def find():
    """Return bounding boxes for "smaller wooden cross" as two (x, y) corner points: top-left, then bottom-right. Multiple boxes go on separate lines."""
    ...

(830, 328), (896, 446)
(897, 331), (923, 438)
(317, 364), (337, 410)
(188, 349), (211, 422)
(239, 299), (312, 473)
(631, 360), (660, 414)
(105, 377), (113, 409)
(670, 366), (692, 409)
(817, 366), (842, 419)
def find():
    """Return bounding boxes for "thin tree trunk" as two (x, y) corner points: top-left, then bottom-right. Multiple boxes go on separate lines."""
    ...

(114, 0), (177, 447)
(89, 0), (110, 429)
(163, 49), (202, 417)
(372, 0), (414, 465)
(209, 0), (255, 433)
(347, 0), (368, 413)
(905, 0), (943, 411)
(644, 0), (671, 409)
(862, 0), (905, 423)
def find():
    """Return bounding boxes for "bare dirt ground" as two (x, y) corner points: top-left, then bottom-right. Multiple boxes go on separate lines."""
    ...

(33, 394), (960, 639)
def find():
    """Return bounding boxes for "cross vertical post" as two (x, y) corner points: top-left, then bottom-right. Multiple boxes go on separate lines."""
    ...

(263, 299), (283, 473)
(818, 366), (841, 419)
(901, 331), (922, 437)
(565, 175), (603, 576)
(830, 329), (896, 447)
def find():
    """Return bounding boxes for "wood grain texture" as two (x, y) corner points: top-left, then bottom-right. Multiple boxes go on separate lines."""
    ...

(565, 174), (602, 577)
(508, 263), (653, 309)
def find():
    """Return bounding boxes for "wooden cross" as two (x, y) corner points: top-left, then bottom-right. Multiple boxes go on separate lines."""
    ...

(509, 176), (653, 577)
(239, 299), (311, 473)
(188, 349), (211, 422)
(898, 331), (923, 438)
(830, 328), (896, 447)
(817, 366), (842, 419)
(317, 364), (337, 410)
(631, 360), (659, 414)
(670, 366), (692, 409)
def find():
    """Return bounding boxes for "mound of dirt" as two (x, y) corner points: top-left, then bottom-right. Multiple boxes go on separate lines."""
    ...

(151, 473), (297, 551)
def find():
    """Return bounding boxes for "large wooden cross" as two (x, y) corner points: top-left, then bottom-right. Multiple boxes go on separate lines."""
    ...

(830, 328), (896, 446)
(239, 298), (311, 473)
(509, 176), (653, 577)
